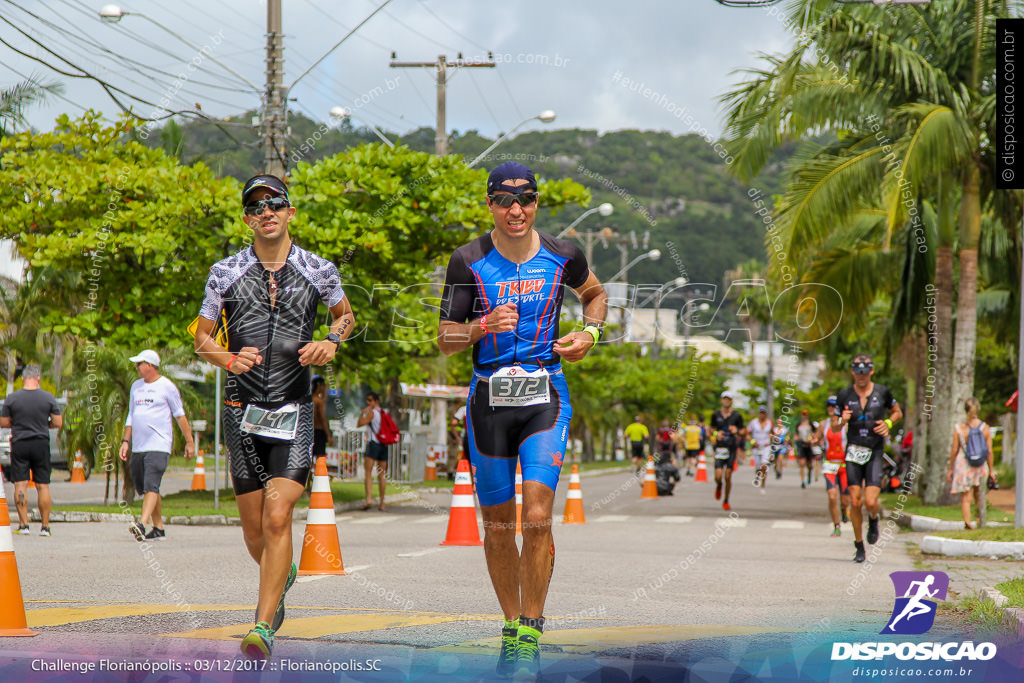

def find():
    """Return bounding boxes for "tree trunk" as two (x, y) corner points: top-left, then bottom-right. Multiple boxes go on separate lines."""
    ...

(952, 164), (981, 418)
(912, 333), (929, 495)
(922, 246), (956, 505)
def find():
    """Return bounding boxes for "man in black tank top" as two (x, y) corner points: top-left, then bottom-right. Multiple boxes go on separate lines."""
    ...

(194, 175), (355, 658)
(835, 353), (902, 564)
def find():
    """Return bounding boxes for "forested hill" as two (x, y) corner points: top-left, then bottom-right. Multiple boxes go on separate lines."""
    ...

(148, 112), (796, 285)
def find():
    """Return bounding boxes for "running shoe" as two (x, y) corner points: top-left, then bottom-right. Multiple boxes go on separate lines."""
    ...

(853, 542), (865, 563)
(39, 526), (51, 537)
(842, 510), (849, 524)
(496, 618), (519, 678)
(144, 528), (166, 541)
(714, 482), (722, 500)
(129, 522), (145, 541)
(16, 525), (30, 535)
(831, 526), (841, 537)
(800, 481), (806, 489)
(241, 621), (274, 659)
(271, 562), (298, 632)
(775, 470), (781, 480)
(722, 501), (731, 511)
(866, 517), (879, 545)
(515, 625), (542, 677)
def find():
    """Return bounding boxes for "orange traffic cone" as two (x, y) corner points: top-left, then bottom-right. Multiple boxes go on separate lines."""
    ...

(695, 453), (708, 482)
(70, 450), (87, 483)
(0, 470), (37, 636)
(641, 456), (658, 499)
(190, 451), (207, 491)
(425, 451), (437, 481)
(562, 464), (586, 524)
(515, 462), (523, 535)
(441, 458), (483, 546)
(298, 456), (346, 575)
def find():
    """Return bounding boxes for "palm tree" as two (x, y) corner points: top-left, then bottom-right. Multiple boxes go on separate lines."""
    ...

(0, 77), (63, 136)
(719, 0), (1016, 504)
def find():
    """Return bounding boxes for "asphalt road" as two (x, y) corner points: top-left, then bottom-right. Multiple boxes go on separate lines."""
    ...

(0, 459), (1007, 682)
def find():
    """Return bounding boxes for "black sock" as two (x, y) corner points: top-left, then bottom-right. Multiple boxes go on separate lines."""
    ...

(854, 540), (865, 549)
(519, 616), (544, 632)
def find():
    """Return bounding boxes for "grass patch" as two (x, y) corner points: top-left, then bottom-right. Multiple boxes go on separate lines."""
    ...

(995, 577), (1024, 608)
(934, 527), (1024, 542)
(955, 595), (1008, 634)
(882, 493), (1014, 524)
(57, 487), (241, 518)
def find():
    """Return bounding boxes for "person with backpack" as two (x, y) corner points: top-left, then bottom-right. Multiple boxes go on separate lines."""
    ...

(947, 397), (995, 530)
(358, 391), (398, 511)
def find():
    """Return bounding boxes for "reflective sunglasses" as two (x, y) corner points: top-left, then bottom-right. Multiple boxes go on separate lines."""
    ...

(244, 196), (291, 216)
(851, 361), (873, 374)
(488, 192), (538, 209)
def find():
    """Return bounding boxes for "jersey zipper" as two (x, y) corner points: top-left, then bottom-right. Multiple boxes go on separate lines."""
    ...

(263, 269), (277, 403)
(512, 263), (521, 366)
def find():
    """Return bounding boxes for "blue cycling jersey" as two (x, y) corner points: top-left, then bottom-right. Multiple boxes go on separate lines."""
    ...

(439, 232), (590, 369)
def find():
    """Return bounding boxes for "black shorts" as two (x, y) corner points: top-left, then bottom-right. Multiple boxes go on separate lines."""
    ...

(796, 442), (814, 462)
(10, 437), (50, 484)
(630, 442), (645, 459)
(313, 428), (328, 457)
(224, 400), (314, 496)
(364, 440), (388, 462)
(845, 446), (884, 488)
(129, 451), (169, 495)
(712, 446), (737, 471)
(685, 449), (700, 459)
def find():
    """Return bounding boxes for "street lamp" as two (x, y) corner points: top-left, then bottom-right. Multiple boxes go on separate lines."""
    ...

(608, 249), (660, 283)
(647, 276), (688, 359)
(556, 203), (614, 239)
(329, 107), (394, 148)
(467, 110), (556, 168)
(98, 5), (261, 92)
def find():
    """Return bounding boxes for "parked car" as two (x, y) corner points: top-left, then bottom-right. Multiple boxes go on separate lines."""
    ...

(0, 397), (68, 481)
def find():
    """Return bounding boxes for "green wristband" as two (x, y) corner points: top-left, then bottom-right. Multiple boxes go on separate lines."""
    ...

(884, 419), (893, 429)
(582, 325), (600, 344)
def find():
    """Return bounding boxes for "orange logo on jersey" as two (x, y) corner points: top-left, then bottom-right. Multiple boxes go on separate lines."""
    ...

(550, 451), (564, 467)
(496, 279), (545, 298)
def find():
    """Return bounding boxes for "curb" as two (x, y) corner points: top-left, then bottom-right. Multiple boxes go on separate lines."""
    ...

(980, 587), (1024, 637)
(890, 510), (1012, 532)
(919, 535), (1024, 559)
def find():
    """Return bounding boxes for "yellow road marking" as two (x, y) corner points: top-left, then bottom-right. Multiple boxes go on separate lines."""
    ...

(166, 612), (501, 640)
(26, 605), (250, 627)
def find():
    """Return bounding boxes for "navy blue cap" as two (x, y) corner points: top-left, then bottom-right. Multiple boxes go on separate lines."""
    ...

(826, 395), (838, 406)
(487, 161), (537, 195)
(242, 174), (289, 205)
(758, 405), (768, 413)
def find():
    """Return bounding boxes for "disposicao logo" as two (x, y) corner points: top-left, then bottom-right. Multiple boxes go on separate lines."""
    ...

(883, 571), (948, 635)
(831, 571), (997, 663)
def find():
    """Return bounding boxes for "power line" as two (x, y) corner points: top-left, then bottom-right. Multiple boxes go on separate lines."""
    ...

(467, 69), (503, 131)
(305, 0), (392, 51)
(495, 69), (525, 120)
(0, 59), (91, 118)
(418, 2), (489, 53)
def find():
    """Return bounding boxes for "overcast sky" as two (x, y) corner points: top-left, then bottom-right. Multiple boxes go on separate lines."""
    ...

(5, 0), (794, 141)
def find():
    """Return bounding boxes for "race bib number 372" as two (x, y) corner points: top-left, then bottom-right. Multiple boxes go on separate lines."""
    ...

(488, 366), (550, 408)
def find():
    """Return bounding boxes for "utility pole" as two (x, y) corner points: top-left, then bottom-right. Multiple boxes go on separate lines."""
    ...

(390, 53), (495, 156)
(263, 0), (286, 176)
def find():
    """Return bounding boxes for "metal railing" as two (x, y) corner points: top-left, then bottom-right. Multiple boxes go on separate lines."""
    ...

(324, 430), (410, 482)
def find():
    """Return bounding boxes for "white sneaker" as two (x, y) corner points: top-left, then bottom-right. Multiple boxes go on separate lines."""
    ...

(16, 525), (30, 535)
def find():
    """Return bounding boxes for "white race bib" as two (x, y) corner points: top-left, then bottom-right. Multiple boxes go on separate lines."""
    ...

(241, 402), (300, 441)
(822, 461), (841, 475)
(845, 444), (873, 465)
(488, 366), (551, 408)
(714, 447), (731, 460)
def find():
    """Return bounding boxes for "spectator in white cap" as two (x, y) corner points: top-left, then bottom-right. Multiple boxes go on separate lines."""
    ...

(120, 349), (194, 541)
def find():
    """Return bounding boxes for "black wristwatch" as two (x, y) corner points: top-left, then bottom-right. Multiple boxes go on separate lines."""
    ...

(325, 332), (341, 347)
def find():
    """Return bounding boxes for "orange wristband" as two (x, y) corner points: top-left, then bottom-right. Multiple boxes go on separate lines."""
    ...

(227, 354), (237, 371)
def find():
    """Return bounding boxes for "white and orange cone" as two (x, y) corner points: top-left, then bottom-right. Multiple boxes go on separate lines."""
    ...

(695, 453), (708, 483)
(562, 464), (586, 524)
(425, 451), (437, 481)
(190, 451), (207, 491)
(298, 456), (346, 575)
(641, 456), (658, 499)
(441, 459), (483, 546)
(515, 462), (523, 535)
(0, 469), (37, 636)
(70, 450), (87, 483)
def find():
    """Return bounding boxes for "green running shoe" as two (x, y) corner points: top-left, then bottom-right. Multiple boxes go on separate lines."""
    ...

(271, 562), (297, 632)
(514, 624), (542, 677)
(241, 621), (274, 659)
(496, 618), (519, 678)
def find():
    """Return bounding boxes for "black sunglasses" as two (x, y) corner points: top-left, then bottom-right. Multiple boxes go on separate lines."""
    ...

(488, 193), (538, 208)
(244, 196), (291, 216)
(851, 361), (873, 374)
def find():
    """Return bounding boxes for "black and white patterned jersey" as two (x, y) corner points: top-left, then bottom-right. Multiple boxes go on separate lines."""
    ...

(199, 244), (344, 404)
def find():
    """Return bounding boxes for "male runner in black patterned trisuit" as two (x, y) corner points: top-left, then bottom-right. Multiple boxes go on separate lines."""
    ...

(194, 175), (354, 658)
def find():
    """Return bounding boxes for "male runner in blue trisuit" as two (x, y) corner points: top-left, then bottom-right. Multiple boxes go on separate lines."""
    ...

(438, 162), (607, 677)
